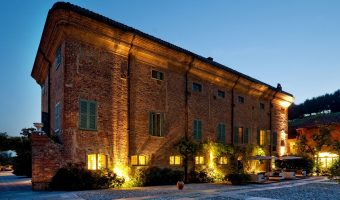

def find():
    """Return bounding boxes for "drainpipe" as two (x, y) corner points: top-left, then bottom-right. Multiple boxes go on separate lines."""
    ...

(185, 56), (195, 140)
(127, 34), (136, 159)
(231, 76), (240, 145)
(38, 48), (52, 136)
(269, 89), (279, 156)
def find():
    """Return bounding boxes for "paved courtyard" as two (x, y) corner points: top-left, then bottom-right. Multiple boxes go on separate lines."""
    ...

(1, 171), (339, 200)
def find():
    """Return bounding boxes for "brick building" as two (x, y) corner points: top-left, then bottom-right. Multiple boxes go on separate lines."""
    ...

(31, 2), (294, 189)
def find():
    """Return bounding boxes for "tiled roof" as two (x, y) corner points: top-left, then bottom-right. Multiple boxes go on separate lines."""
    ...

(289, 112), (340, 128)
(48, 2), (293, 97)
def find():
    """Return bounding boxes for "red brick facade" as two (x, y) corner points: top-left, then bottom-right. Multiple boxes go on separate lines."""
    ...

(31, 2), (294, 190)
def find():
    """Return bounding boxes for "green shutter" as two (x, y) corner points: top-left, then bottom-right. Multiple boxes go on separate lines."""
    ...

(160, 113), (164, 136)
(272, 132), (277, 147)
(89, 102), (97, 130)
(244, 128), (249, 144)
(266, 130), (271, 145)
(233, 127), (238, 145)
(148, 112), (154, 135)
(222, 124), (226, 142)
(198, 120), (202, 140)
(218, 124), (225, 143)
(80, 100), (88, 129)
(257, 129), (261, 145)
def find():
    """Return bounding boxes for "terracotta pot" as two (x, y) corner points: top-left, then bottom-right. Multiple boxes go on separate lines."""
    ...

(176, 181), (184, 190)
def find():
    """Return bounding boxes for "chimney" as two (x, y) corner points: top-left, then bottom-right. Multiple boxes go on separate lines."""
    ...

(207, 57), (213, 61)
(277, 83), (282, 91)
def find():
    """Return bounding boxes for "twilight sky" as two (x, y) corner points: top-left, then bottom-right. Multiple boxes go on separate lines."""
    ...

(1, 0), (340, 136)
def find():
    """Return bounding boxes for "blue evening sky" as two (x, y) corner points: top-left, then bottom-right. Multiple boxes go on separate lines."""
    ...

(1, 0), (340, 136)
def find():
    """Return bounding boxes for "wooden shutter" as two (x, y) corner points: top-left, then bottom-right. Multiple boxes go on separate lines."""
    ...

(272, 132), (277, 147)
(244, 128), (249, 144)
(148, 112), (154, 135)
(233, 127), (238, 145)
(266, 130), (271, 145)
(80, 100), (88, 129)
(89, 102), (97, 130)
(257, 129), (261, 145)
(198, 120), (202, 140)
(160, 113), (165, 136)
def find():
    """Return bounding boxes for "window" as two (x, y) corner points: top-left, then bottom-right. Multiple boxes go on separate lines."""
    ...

(54, 102), (61, 132)
(55, 47), (62, 69)
(131, 155), (148, 166)
(257, 129), (269, 146)
(218, 90), (225, 98)
(192, 82), (202, 92)
(87, 154), (107, 170)
(233, 127), (249, 144)
(217, 123), (226, 143)
(238, 96), (244, 103)
(148, 112), (164, 136)
(272, 132), (277, 151)
(195, 156), (205, 165)
(238, 127), (244, 144)
(151, 70), (164, 80)
(219, 157), (228, 165)
(79, 99), (97, 130)
(193, 119), (202, 140)
(170, 155), (182, 165)
(260, 103), (265, 110)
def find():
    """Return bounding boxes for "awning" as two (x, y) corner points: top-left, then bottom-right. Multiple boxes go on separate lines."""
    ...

(250, 156), (278, 160)
(279, 156), (302, 160)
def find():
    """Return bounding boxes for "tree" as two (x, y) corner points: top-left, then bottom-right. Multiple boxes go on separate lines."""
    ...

(174, 138), (198, 183)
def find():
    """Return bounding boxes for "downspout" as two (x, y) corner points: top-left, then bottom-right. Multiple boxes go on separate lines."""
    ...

(185, 56), (195, 140)
(38, 48), (52, 136)
(231, 76), (241, 145)
(127, 34), (136, 159)
(269, 89), (279, 156)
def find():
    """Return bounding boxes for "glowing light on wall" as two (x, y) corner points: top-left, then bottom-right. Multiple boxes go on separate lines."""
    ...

(279, 130), (286, 156)
(113, 164), (130, 181)
(279, 101), (291, 108)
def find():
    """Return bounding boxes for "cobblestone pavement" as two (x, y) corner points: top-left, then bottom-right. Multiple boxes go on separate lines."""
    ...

(1, 171), (339, 200)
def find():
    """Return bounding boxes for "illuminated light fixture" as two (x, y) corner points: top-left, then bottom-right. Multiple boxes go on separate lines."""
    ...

(279, 101), (291, 108)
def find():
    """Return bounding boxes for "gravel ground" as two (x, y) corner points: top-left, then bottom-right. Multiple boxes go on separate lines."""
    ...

(246, 181), (340, 200)
(75, 178), (339, 200)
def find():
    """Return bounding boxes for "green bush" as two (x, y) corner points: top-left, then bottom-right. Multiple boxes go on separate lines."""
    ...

(275, 157), (314, 174)
(189, 170), (213, 183)
(51, 164), (124, 190)
(225, 173), (250, 185)
(129, 167), (184, 186)
(329, 159), (340, 183)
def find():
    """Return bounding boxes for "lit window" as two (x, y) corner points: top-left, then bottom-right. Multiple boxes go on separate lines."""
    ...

(218, 90), (225, 98)
(238, 96), (244, 103)
(148, 112), (164, 137)
(131, 155), (148, 166)
(87, 154), (107, 170)
(170, 155), (182, 165)
(259, 129), (266, 145)
(238, 127), (244, 144)
(219, 157), (228, 165)
(195, 156), (205, 165)
(151, 70), (164, 80)
(192, 82), (202, 92)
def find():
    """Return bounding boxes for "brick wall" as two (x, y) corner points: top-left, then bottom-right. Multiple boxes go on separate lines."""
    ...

(31, 134), (63, 190)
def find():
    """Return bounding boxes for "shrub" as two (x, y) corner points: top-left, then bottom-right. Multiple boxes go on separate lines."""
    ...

(189, 170), (213, 183)
(225, 173), (250, 185)
(275, 157), (314, 174)
(329, 159), (340, 183)
(128, 167), (184, 186)
(51, 164), (124, 190)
